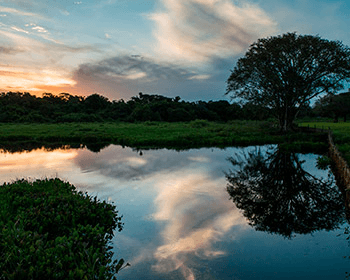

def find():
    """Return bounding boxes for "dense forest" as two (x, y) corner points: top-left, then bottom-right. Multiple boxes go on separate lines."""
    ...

(0, 90), (348, 123)
(0, 91), (272, 123)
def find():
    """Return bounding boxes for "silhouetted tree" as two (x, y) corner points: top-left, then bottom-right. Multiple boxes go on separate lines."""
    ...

(226, 32), (350, 131)
(84, 93), (110, 113)
(226, 146), (345, 238)
(0, 91), (251, 123)
(313, 91), (350, 122)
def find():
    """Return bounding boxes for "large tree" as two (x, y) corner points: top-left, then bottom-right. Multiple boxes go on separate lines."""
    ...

(226, 32), (350, 131)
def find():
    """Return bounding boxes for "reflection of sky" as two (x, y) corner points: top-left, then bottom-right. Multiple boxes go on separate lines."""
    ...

(0, 145), (349, 279)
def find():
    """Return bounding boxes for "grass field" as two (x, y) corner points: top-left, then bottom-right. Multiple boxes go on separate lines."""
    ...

(299, 121), (350, 163)
(0, 120), (330, 152)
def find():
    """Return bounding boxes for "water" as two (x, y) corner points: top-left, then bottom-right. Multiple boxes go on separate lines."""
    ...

(0, 145), (349, 279)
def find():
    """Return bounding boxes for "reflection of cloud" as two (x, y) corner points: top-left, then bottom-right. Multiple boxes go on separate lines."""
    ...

(187, 74), (210, 80)
(149, 0), (276, 64)
(188, 156), (210, 163)
(0, 148), (78, 183)
(151, 171), (246, 279)
(74, 147), (154, 181)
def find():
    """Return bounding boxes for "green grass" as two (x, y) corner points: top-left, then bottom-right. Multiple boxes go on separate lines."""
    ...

(0, 178), (124, 279)
(299, 121), (350, 163)
(0, 120), (329, 151)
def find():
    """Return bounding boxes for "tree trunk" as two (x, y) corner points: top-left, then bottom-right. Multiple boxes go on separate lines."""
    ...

(282, 106), (288, 132)
(279, 106), (296, 132)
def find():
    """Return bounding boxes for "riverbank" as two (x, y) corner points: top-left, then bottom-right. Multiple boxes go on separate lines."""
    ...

(298, 121), (350, 163)
(0, 120), (328, 152)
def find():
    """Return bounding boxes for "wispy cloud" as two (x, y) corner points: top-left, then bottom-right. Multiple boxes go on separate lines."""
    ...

(10, 26), (29, 34)
(25, 23), (49, 33)
(0, 27), (100, 94)
(0, 6), (41, 17)
(149, 0), (277, 65)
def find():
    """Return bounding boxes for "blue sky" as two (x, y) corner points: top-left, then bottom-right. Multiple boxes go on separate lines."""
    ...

(0, 0), (349, 101)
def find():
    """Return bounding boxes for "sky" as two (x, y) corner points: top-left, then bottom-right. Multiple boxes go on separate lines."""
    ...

(0, 0), (349, 102)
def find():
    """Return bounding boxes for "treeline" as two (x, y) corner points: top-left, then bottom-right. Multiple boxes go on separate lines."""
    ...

(0, 91), (275, 123)
(313, 91), (350, 122)
(1, 90), (348, 123)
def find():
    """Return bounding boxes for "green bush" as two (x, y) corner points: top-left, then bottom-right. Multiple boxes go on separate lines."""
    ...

(189, 119), (210, 128)
(0, 178), (125, 280)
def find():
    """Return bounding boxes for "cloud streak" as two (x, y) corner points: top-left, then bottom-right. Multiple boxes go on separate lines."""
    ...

(0, 6), (42, 18)
(75, 55), (195, 82)
(149, 0), (277, 64)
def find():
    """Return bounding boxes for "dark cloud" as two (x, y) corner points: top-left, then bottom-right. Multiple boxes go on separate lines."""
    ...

(0, 46), (21, 54)
(75, 55), (191, 80)
(72, 54), (231, 101)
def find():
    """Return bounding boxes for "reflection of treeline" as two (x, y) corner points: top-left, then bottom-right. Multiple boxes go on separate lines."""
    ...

(0, 91), (277, 123)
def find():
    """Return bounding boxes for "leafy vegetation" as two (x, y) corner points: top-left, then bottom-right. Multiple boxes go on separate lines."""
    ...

(2, 90), (350, 129)
(0, 178), (125, 280)
(0, 91), (274, 123)
(226, 32), (350, 131)
(313, 91), (350, 122)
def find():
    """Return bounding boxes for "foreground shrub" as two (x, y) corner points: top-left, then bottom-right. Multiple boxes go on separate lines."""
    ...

(0, 178), (125, 280)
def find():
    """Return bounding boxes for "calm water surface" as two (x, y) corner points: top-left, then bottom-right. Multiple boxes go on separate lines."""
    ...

(0, 145), (349, 279)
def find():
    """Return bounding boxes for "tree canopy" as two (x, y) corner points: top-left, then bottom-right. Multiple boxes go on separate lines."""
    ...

(313, 91), (350, 122)
(0, 91), (275, 123)
(226, 32), (350, 131)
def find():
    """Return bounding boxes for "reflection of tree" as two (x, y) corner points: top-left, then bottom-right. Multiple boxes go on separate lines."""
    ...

(0, 143), (111, 154)
(226, 147), (345, 238)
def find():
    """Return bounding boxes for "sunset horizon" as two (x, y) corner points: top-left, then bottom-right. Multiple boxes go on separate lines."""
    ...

(1, 0), (349, 101)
